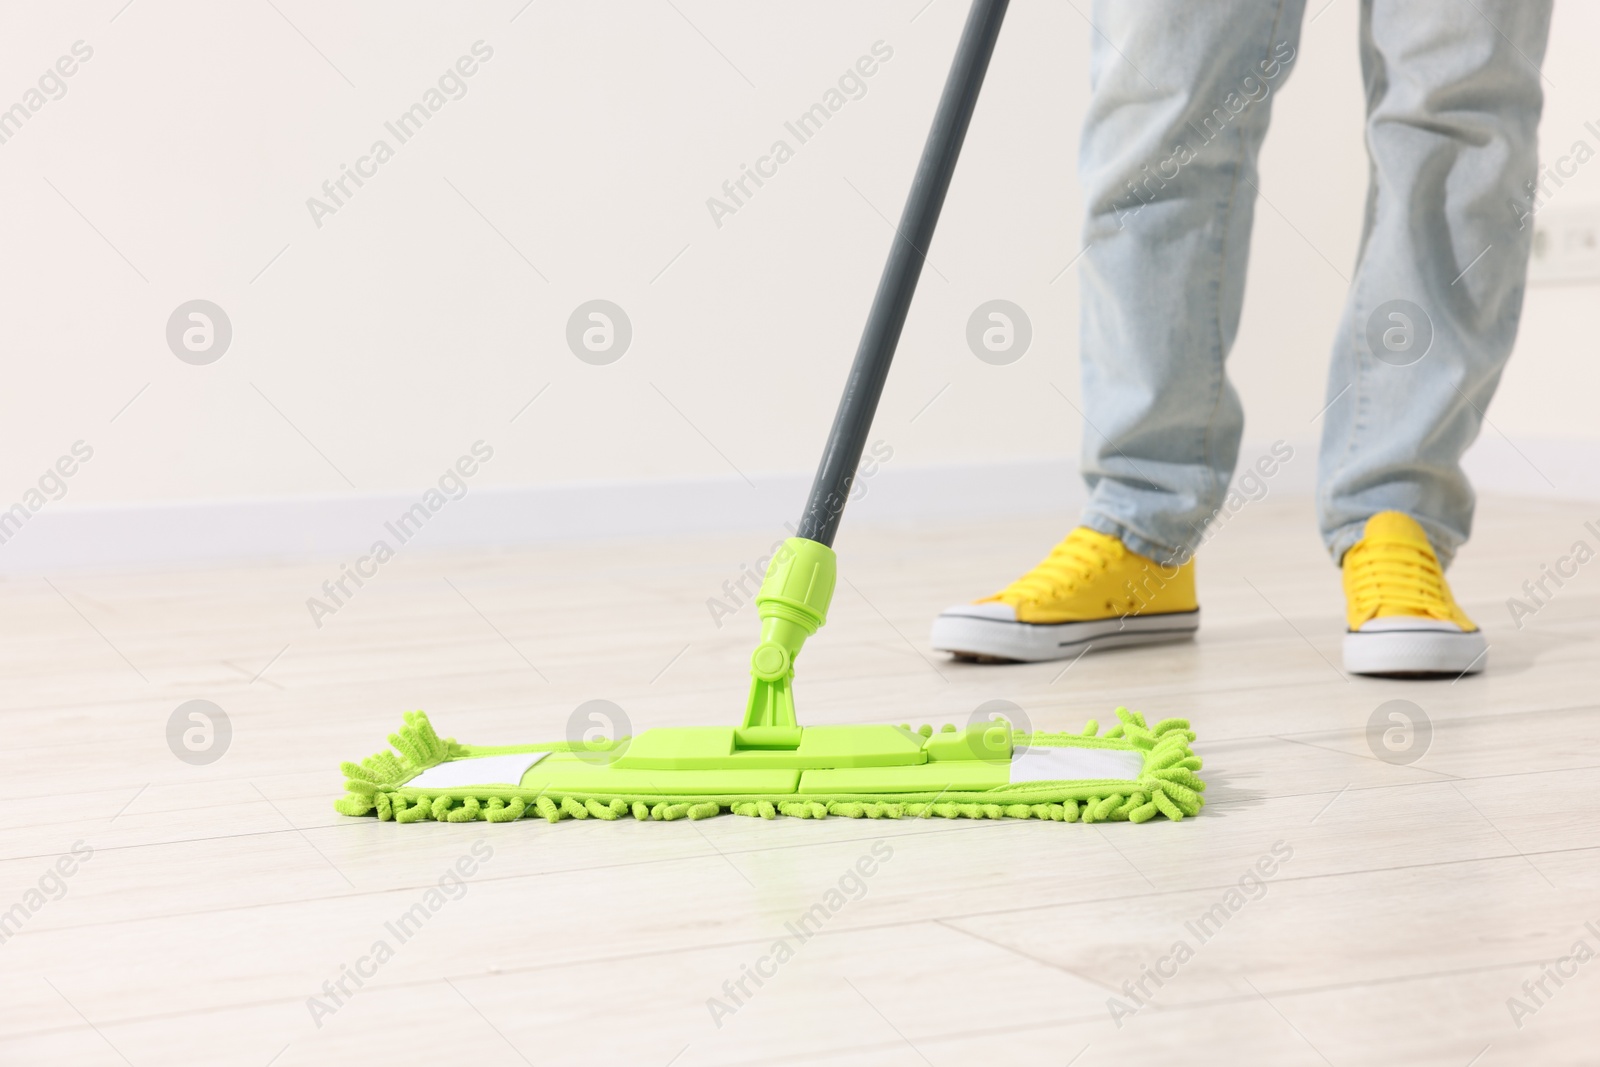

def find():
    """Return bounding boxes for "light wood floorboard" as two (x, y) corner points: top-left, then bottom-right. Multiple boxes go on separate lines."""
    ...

(2, 495), (1597, 1065)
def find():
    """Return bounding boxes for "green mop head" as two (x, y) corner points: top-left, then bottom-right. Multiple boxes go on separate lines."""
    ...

(332, 706), (1204, 825)
(333, 539), (1205, 826)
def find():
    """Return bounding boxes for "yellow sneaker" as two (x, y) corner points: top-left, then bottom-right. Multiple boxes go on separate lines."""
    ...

(1342, 511), (1486, 676)
(930, 527), (1198, 662)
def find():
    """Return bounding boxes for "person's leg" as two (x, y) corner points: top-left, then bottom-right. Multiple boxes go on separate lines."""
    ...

(1078, 0), (1307, 566)
(930, 0), (1309, 663)
(1318, 0), (1553, 567)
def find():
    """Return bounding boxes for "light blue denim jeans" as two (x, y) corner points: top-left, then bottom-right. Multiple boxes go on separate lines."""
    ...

(1075, 0), (1552, 569)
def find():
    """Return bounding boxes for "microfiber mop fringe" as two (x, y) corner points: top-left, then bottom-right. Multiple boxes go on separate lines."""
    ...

(334, 709), (1204, 824)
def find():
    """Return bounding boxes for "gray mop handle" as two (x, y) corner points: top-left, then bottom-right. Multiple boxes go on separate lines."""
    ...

(795, 0), (1010, 547)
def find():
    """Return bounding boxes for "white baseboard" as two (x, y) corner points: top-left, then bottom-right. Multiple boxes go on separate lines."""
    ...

(1219, 435), (1600, 502)
(4, 435), (1594, 574)
(0, 459), (1087, 574)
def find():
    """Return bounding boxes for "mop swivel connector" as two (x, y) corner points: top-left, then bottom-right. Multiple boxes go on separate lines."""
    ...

(739, 538), (837, 739)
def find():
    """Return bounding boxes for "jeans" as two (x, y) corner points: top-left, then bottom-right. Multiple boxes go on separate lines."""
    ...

(1074, 0), (1553, 569)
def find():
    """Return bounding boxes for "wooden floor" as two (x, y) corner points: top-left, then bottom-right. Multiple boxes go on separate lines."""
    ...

(3, 494), (1598, 1066)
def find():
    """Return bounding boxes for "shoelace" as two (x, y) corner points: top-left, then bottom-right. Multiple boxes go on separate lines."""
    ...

(996, 535), (1120, 603)
(1345, 535), (1451, 619)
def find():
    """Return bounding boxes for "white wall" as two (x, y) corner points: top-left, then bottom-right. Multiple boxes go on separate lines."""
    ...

(1, 1), (1596, 566)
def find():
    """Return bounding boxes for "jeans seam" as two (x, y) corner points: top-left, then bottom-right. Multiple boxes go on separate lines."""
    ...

(1322, 4), (1384, 553)
(1200, 0), (1292, 518)
(1322, 14), (1378, 541)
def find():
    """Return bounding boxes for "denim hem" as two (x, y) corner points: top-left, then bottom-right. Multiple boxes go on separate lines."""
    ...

(1079, 510), (1190, 567)
(1326, 514), (1458, 571)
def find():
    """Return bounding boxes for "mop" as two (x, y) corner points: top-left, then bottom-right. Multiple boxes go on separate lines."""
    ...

(333, 0), (1205, 826)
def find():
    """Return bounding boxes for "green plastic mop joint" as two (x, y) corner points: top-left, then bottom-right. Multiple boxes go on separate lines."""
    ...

(739, 537), (836, 749)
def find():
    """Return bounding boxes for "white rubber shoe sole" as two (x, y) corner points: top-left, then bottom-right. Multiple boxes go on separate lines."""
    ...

(930, 607), (1200, 663)
(1343, 620), (1487, 676)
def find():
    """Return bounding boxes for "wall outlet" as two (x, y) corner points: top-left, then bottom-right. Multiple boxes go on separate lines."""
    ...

(1528, 203), (1600, 285)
